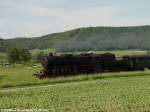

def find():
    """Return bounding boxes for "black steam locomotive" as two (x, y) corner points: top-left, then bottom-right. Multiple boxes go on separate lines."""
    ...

(34, 53), (150, 78)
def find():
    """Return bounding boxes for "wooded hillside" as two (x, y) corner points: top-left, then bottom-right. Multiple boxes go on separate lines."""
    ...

(1, 25), (150, 52)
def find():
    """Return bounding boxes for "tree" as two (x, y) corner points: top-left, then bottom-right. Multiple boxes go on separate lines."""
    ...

(7, 48), (31, 64)
(19, 49), (31, 62)
(7, 48), (20, 63)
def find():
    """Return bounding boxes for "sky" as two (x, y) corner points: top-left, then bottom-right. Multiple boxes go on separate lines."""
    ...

(0, 0), (150, 39)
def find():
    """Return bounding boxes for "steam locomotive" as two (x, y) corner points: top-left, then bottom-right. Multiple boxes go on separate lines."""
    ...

(34, 53), (150, 78)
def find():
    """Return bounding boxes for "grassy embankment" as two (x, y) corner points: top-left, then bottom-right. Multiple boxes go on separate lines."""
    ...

(1, 65), (150, 89)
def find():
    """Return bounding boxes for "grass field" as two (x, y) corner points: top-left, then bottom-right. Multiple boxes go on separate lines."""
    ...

(1, 74), (150, 112)
(54, 50), (147, 56)
(1, 66), (150, 111)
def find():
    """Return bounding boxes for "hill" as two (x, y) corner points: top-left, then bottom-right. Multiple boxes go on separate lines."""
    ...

(1, 25), (150, 52)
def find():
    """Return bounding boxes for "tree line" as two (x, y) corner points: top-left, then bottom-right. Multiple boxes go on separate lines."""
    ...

(6, 48), (45, 64)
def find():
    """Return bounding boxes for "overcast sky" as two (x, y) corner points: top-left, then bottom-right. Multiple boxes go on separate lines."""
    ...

(0, 0), (150, 39)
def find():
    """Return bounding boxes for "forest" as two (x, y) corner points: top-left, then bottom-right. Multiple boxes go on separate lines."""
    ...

(1, 25), (150, 52)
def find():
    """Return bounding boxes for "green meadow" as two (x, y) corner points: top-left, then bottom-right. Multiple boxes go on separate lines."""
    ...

(1, 72), (150, 112)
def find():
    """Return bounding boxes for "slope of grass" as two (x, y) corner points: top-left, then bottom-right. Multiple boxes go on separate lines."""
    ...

(1, 75), (150, 112)
(1, 65), (150, 89)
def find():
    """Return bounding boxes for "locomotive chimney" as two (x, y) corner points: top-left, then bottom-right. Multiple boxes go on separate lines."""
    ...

(49, 53), (53, 56)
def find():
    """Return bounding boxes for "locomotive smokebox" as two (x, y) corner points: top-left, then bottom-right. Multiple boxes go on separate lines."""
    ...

(41, 57), (49, 68)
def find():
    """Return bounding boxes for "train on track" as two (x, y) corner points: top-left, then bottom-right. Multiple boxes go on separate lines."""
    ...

(34, 53), (150, 79)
